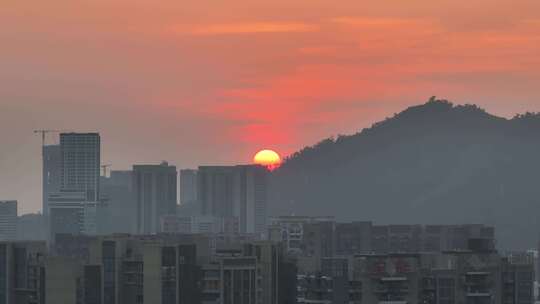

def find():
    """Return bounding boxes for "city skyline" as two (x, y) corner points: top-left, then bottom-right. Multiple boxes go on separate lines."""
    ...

(3, 0), (540, 302)
(0, 98), (534, 214)
(2, 98), (540, 215)
(7, 100), (538, 250)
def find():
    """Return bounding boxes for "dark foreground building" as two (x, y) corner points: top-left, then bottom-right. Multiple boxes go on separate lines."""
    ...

(296, 243), (534, 304)
(270, 216), (496, 257)
(0, 234), (295, 304)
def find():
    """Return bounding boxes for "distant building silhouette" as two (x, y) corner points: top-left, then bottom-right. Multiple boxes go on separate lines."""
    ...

(60, 133), (101, 201)
(17, 213), (46, 241)
(133, 162), (177, 234)
(198, 165), (268, 235)
(0, 201), (17, 241)
(270, 217), (496, 258)
(180, 169), (198, 205)
(161, 215), (238, 235)
(198, 166), (234, 219)
(42, 144), (61, 216)
(47, 133), (101, 242)
(100, 170), (135, 234)
(108, 170), (133, 191)
(48, 190), (98, 241)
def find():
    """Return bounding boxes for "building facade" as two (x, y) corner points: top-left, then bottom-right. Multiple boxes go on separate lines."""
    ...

(17, 214), (46, 241)
(0, 201), (17, 241)
(179, 169), (197, 205)
(198, 165), (268, 236)
(270, 217), (496, 258)
(0, 233), (299, 304)
(42, 145), (61, 216)
(60, 133), (101, 202)
(100, 170), (136, 234)
(133, 162), (178, 234)
(0, 234), (294, 304)
(297, 250), (534, 304)
(0, 241), (46, 304)
(48, 191), (92, 242)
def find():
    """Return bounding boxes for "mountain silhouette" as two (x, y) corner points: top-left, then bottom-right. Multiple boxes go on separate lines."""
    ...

(269, 97), (540, 250)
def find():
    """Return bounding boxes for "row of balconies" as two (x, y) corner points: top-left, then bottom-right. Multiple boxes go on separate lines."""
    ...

(374, 287), (409, 294)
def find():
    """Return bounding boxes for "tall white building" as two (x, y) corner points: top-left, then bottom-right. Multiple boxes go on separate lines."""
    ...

(60, 133), (101, 201)
(198, 165), (268, 236)
(133, 162), (177, 234)
(0, 201), (17, 241)
(235, 165), (268, 235)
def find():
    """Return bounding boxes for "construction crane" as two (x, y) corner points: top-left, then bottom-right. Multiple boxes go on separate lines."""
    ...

(101, 164), (112, 177)
(33, 129), (64, 146)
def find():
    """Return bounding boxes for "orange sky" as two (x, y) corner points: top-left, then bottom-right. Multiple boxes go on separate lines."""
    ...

(1, 0), (540, 212)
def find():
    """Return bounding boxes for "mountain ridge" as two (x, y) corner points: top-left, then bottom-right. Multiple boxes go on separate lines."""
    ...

(269, 97), (540, 249)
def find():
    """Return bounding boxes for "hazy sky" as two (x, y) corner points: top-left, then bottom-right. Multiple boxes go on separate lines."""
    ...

(1, 0), (540, 213)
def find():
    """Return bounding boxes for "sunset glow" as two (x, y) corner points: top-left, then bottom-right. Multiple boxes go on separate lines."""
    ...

(253, 149), (282, 170)
(2, 0), (540, 213)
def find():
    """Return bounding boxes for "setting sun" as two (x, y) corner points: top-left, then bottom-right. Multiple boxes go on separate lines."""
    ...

(253, 149), (282, 170)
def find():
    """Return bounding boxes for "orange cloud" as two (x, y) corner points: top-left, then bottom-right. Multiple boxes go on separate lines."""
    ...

(330, 16), (434, 27)
(173, 22), (319, 35)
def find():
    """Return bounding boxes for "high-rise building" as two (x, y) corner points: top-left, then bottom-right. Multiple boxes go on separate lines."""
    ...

(302, 220), (335, 258)
(133, 162), (177, 234)
(201, 251), (258, 304)
(42, 145), (61, 216)
(180, 169), (198, 205)
(296, 249), (534, 304)
(270, 216), (337, 258)
(60, 133), (101, 201)
(48, 191), (96, 241)
(107, 170), (134, 191)
(198, 166), (235, 219)
(198, 165), (268, 235)
(270, 219), (497, 258)
(51, 234), (206, 304)
(2, 234), (532, 304)
(100, 170), (136, 234)
(0, 241), (47, 304)
(44, 256), (84, 304)
(335, 221), (372, 255)
(17, 213), (47, 241)
(502, 255), (535, 304)
(201, 241), (288, 304)
(236, 165), (268, 235)
(0, 201), (17, 241)
(6, 233), (289, 304)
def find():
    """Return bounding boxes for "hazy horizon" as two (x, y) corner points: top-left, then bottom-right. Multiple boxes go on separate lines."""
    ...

(2, 99), (539, 214)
